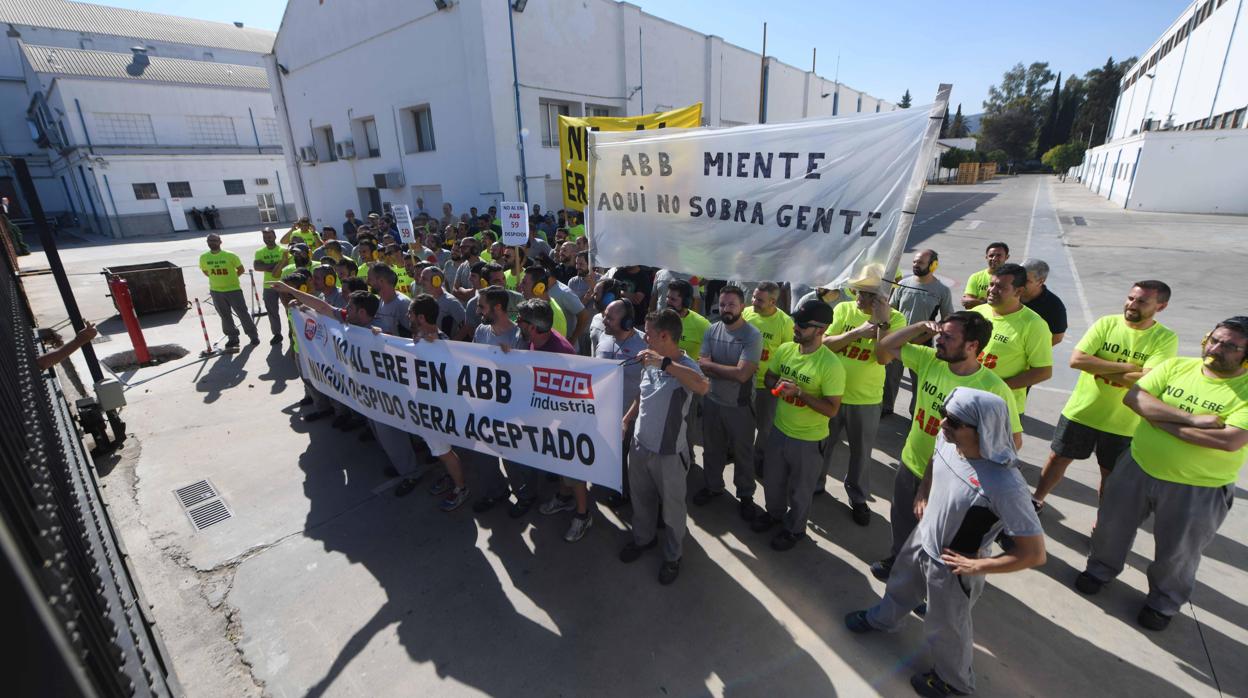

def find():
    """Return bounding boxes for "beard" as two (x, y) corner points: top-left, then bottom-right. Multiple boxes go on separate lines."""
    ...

(1124, 308), (1143, 322)
(936, 344), (967, 362)
(721, 311), (739, 325)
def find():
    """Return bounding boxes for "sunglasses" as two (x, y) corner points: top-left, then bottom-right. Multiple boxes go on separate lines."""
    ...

(795, 321), (827, 330)
(938, 407), (972, 430)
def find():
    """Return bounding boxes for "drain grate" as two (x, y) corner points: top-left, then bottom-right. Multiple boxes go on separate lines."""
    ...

(187, 499), (232, 531)
(174, 479), (218, 508)
(1072, 216), (1088, 226)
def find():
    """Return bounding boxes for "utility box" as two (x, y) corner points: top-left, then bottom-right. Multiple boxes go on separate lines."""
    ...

(102, 261), (188, 315)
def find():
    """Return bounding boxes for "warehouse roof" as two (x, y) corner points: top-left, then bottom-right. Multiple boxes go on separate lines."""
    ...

(0, 0), (274, 54)
(21, 43), (269, 90)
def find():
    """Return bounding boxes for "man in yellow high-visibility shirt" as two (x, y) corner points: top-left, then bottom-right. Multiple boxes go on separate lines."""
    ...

(252, 227), (286, 345)
(742, 282), (794, 473)
(199, 233), (257, 348)
(971, 263), (1052, 414)
(1077, 317), (1248, 632)
(961, 241), (1009, 309)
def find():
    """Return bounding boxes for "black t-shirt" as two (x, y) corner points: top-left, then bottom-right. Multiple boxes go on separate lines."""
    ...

(1024, 286), (1068, 337)
(553, 263), (577, 284)
(611, 266), (656, 325)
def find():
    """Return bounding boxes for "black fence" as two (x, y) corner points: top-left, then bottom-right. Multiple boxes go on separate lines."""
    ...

(0, 217), (178, 695)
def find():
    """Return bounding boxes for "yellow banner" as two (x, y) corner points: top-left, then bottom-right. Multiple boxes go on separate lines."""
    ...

(559, 103), (702, 211)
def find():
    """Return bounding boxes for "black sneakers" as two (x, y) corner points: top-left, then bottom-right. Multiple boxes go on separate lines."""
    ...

(1137, 605), (1172, 631)
(691, 488), (722, 506)
(851, 502), (871, 526)
(1074, 571), (1104, 595)
(870, 558), (893, 582)
(658, 559), (681, 585)
(619, 537), (658, 563)
(770, 529), (805, 551)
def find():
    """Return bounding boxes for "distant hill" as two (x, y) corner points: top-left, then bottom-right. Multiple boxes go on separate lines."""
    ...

(965, 112), (983, 134)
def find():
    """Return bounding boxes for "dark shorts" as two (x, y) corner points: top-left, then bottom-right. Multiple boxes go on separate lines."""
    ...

(1050, 415), (1132, 470)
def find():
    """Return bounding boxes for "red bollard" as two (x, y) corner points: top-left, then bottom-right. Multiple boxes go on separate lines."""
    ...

(194, 298), (216, 357)
(108, 275), (151, 364)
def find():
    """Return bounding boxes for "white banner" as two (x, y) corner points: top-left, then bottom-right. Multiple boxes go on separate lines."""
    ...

(392, 204), (415, 244)
(292, 308), (625, 490)
(587, 92), (949, 289)
(499, 201), (528, 246)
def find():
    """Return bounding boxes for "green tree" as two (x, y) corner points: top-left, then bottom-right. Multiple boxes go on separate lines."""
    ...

(899, 89), (912, 109)
(1034, 72), (1062, 159)
(984, 62), (1055, 119)
(985, 149), (1010, 166)
(979, 106), (1036, 161)
(948, 104), (969, 138)
(1072, 57), (1135, 147)
(939, 107), (950, 138)
(1042, 142), (1086, 180)
(1053, 75), (1085, 146)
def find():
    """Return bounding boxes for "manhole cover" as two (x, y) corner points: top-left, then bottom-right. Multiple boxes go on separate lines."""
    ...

(187, 499), (232, 531)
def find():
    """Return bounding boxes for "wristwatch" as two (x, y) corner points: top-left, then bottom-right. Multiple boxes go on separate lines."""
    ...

(660, 356), (672, 372)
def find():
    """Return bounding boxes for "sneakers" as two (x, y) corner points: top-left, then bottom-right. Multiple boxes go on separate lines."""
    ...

(844, 610), (875, 634)
(394, 478), (419, 497)
(619, 537), (658, 563)
(428, 474), (454, 497)
(870, 558), (894, 582)
(658, 558), (681, 585)
(910, 671), (968, 697)
(1137, 605), (1172, 631)
(750, 512), (779, 533)
(691, 488), (722, 506)
(539, 494), (577, 516)
(225, 337), (241, 349)
(770, 529), (805, 551)
(439, 486), (470, 512)
(1074, 571), (1105, 595)
(564, 514), (593, 542)
(508, 497), (535, 519)
(851, 502), (871, 526)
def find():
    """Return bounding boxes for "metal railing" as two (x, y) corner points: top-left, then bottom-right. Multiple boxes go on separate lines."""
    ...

(0, 214), (179, 696)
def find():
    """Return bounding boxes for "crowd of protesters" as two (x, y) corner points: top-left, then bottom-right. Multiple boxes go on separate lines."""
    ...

(198, 203), (1247, 698)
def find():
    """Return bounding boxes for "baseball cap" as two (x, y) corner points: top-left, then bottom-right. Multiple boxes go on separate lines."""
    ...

(791, 298), (833, 327)
(290, 242), (310, 254)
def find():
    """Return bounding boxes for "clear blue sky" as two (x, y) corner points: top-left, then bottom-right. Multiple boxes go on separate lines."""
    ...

(103, 0), (1187, 113)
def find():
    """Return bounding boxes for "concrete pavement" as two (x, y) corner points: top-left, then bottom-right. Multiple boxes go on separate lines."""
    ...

(21, 174), (1248, 696)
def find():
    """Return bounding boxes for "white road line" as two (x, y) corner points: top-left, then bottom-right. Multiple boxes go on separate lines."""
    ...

(1023, 179), (1042, 258)
(1031, 384), (1073, 395)
(966, 219), (983, 230)
(1049, 180), (1096, 328)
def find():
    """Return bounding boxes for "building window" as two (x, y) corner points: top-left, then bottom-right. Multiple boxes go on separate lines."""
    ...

(315, 125), (337, 161)
(132, 182), (159, 200)
(257, 193), (278, 223)
(362, 117), (380, 157)
(586, 105), (614, 118)
(540, 100), (571, 147)
(92, 112), (156, 145)
(168, 181), (192, 197)
(187, 115), (238, 146)
(413, 107), (435, 152)
(257, 117), (282, 145)
(1232, 108), (1246, 129)
(224, 179), (246, 195)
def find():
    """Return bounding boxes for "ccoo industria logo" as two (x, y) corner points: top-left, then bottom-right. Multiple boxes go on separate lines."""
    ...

(304, 317), (318, 341)
(530, 367), (596, 414)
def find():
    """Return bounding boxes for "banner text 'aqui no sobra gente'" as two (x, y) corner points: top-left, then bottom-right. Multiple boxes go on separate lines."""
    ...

(587, 103), (943, 289)
(292, 308), (625, 491)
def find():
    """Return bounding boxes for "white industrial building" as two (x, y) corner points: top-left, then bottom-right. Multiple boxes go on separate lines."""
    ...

(267, 0), (897, 224)
(0, 0), (293, 236)
(1075, 0), (1246, 214)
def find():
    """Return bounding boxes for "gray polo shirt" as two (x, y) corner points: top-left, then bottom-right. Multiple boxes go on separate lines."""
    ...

(433, 293), (466, 337)
(635, 354), (703, 455)
(595, 329), (647, 412)
(892, 275), (955, 324)
(473, 322), (525, 349)
(701, 320), (763, 407)
(548, 280), (585, 318)
(374, 292), (411, 335)
(919, 439), (1043, 564)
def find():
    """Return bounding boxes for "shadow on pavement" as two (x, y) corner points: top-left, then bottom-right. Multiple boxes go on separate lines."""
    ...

(906, 192), (999, 249)
(192, 345), (254, 404)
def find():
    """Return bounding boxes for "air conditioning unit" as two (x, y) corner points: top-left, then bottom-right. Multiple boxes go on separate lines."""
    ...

(374, 172), (405, 189)
(1141, 118), (1160, 132)
(298, 145), (318, 163)
(335, 139), (356, 160)
(254, 177), (269, 186)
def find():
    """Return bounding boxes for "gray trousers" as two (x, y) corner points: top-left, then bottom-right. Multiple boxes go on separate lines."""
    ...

(752, 387), (778, 467)
(867, 533), (985, 694)
(762, 429), (824, 535)
(820, 402), (882, 504)
(685, 394), (704, 458)
(209, 288), (257, 340)
(1085, 452), (1233, 615)
(629, 441), (689, 562)
(262, 287), (282, 336)
(370, 419), (426, 478)
(889, 465), (923, 560)
(702, 399), (757, 497)
(883, 360), (919, 416)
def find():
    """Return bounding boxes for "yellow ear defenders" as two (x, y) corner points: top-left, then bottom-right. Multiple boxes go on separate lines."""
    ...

(929, 259), (939, 273)
(532, 280), (546, 296)
(324, 273), (337, 287)
(297, 283), (310, 294)
(431, 274), (443, 289)
(478, 277), (489, 289)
